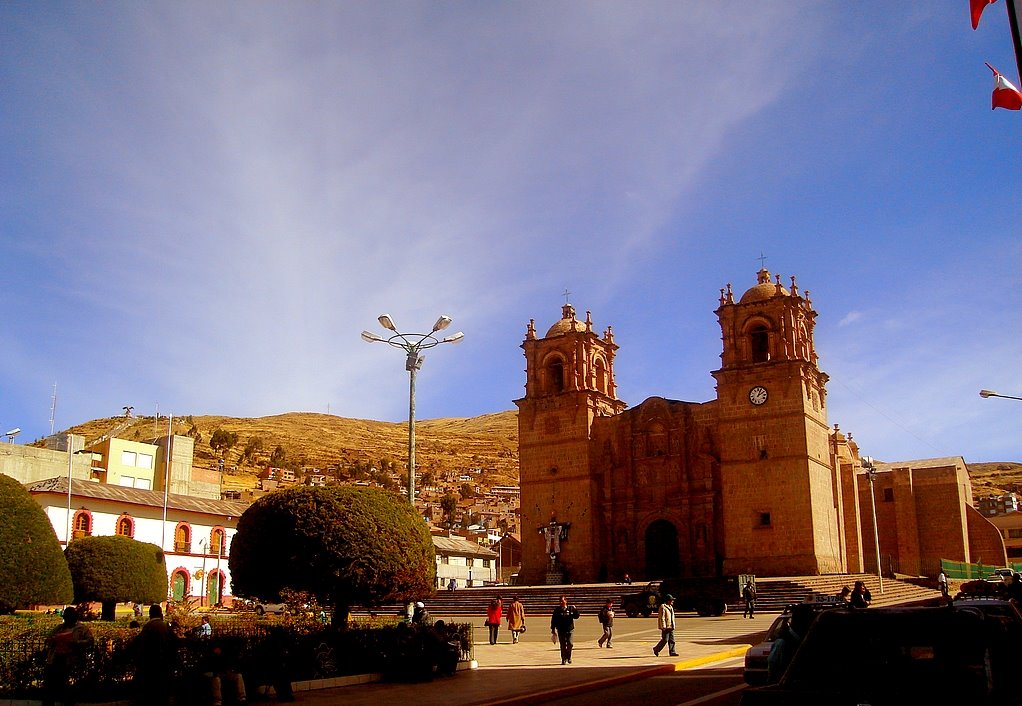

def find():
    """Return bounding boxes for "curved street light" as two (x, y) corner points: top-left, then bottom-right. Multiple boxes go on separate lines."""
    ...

(361, 314), (464, 506)
(980, 389), (1022, 402)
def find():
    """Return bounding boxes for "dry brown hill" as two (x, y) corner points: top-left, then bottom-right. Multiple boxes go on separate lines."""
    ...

(60, 410), (519, 492)
(52, 412), (1020, 500)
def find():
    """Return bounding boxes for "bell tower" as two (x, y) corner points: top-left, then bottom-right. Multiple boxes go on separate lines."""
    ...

(515, 303), (626, 583)
(712, 268), (844, 575)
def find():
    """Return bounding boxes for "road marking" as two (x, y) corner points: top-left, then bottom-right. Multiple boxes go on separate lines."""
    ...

(674, 682), (747, 705)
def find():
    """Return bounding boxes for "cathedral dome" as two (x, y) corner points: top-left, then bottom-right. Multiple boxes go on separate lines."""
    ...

(545, 303), (586, 337)
(740, 268), (789, 304)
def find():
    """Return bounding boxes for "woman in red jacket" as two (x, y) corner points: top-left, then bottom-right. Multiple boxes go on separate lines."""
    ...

(486, 597), (503, 645)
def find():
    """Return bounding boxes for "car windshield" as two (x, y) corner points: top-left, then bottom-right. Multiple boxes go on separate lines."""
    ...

(783, 608), (1021, 699)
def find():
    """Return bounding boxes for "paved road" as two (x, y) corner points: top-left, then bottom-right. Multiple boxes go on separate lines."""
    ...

(294, 611), (770, 705)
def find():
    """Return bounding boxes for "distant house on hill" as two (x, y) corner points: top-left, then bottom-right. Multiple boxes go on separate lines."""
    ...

(432, 533), (498, 589)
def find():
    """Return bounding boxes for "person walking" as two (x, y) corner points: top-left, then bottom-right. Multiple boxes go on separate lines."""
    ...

(507, 596), (526, 644)
(132, 604), (179, 706)
(937, 570), (949, 599)
(43, 605), (94, 706)
(486, 597), (503, 645)
(653, 594), (678, 657)
(742, 580), (757, 618)
(597, 599), (615, 648)
(550, 595), (580, 664)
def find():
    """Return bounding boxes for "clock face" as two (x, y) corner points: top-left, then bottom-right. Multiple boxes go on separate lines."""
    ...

(749, 386), (768, 405)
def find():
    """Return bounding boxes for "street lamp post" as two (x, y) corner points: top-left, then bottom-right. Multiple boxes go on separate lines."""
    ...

(861, 455), (884, 594)
(362, 314), (464, 506)
(980, 389), (1022, 402)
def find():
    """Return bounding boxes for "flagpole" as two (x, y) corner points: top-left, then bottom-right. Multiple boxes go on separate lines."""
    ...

(161, 414), (172, 550)
(1006, 0), (1022, 82)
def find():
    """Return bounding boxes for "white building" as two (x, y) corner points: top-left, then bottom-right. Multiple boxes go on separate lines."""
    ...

(26, 476), (247, 606)
(432, 533), (498, 589)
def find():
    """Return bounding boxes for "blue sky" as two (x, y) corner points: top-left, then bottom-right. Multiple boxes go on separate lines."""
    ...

(2, 2), (1020, 464)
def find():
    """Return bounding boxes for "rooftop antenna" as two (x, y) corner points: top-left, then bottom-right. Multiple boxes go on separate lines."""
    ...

(49, 382), (57, 436)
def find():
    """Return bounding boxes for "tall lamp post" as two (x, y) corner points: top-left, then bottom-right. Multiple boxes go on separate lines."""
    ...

(861, 455), (884, 594)
(362, 314), (464, 506)
(980, 389), (1022, 402)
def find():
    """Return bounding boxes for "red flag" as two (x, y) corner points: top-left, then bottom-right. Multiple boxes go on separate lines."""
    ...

(987, 63), (1022, 109)
(972, 0), (999, 29)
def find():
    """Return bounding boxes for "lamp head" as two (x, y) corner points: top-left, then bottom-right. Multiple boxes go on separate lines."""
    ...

(442, 332), (465, 344)
(378, 314), (397, 331)
(432, 315), (453, 332)
(979, 389), (997, 398)
(361, 331), (384, 343)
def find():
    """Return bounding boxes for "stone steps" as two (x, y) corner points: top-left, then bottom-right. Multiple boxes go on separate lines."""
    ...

(356, 573), (941, 618)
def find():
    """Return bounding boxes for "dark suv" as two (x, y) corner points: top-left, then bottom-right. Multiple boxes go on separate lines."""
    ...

(740, 600), (1022, 705)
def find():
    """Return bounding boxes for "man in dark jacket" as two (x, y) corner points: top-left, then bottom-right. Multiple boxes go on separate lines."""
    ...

(550, 596), (581, 665)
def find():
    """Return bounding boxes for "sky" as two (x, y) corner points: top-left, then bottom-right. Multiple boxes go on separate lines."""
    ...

(2, 2), (1020, 464)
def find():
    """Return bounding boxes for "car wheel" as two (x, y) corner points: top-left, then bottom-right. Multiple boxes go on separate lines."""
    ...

(624, 602), (640, 618)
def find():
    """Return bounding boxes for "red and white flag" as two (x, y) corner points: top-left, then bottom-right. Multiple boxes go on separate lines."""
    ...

(971, 0), (999, 29)
(987, 63), (1022, 110)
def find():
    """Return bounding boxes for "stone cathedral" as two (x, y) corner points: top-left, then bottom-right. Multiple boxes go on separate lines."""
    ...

(515, 268), (851, 584)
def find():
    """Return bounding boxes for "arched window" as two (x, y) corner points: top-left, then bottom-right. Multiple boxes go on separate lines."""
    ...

(116, 514), (134, 538)
(544, 356), (565, 394)
(750, 324), (770, 363)
(174, 523), (191, 553)
(72, 510), (92, 539)
(210, 528), (226, 557)
(594, 358), (607, 393)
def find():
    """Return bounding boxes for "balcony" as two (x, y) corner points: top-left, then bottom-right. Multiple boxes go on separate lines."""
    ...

(174, 541), (192, 553)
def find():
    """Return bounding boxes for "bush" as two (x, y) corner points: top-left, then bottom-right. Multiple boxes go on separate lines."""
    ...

(0, 474), (73, 612)
(229, 486), (435, 623)
(64, 535), (167, 620)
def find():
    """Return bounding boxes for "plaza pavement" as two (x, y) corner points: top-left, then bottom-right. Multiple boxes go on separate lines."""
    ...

(292, 612), (769, 705)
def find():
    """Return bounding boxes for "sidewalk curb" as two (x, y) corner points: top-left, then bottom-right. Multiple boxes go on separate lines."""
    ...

(479, 644), (751, 705)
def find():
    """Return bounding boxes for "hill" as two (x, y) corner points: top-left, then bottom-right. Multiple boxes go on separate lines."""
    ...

(59, 410), (520, 493)
(52, 412), (1020, 500)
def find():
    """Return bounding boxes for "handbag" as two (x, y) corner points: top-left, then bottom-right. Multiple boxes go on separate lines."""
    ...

(520, 623), (527, 633)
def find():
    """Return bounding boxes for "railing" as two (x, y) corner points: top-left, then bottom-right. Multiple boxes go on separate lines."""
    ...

(941, 558), (1022, 580)
(174, 541), (191, 553)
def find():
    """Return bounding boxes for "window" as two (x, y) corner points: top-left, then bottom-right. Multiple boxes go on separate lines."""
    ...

(135, 478), (151, 490)
(116, 515), (134, 537)
(594, 359), (607, 393)
(73, 511), (92, 537)
(758, 512), (772, 527)
(174, 524), (191, 553)
(466, 557), (474, 567)
(883, 488), (894, 502)
(210, 528), (226, 556)
(121, 450), (137, 467)
(137, 453), (153, 469)
(482, 559), (491, 568)
(1008, 529), (1022, 539)
(119, 476), (135, 487)
(750, 325), (770, 363)
(546, 358), (565, 394)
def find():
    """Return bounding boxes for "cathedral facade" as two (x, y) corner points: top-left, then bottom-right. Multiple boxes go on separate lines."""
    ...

(516, 268), (862, 584)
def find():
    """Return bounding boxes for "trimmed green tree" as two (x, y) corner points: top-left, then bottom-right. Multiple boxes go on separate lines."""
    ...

(64, 535), (168, 620)
(229, 485), (435, 625)
(0, 474), (73, 612)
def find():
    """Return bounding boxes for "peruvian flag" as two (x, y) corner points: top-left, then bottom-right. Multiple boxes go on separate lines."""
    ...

(972, 0), (999, 29)
(987, 63), (1022, 109)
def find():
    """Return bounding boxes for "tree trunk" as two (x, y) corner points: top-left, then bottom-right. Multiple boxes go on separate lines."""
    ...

(332, 599), (351, 629)
(101, 600), (116, 621)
